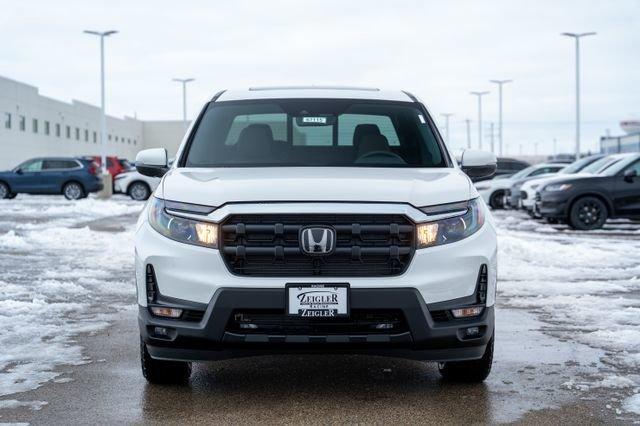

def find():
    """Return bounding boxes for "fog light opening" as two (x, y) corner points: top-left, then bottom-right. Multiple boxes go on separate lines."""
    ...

(450, 306), (484, 319)
(153, 327), (171, 338)
(150, 306), (183, 318)
(465, 326), (480, 337)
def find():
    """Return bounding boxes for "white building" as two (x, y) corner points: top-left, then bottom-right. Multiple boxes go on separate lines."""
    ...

(0, 75), (187, 170)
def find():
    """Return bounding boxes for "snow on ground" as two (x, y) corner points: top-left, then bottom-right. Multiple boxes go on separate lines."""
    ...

(493, 210), (640, 416)
(0, 195), (142, 401)
(0, 195), (639, 420)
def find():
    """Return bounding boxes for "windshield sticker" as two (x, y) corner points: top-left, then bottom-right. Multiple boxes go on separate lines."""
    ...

(418, 114), (426, 124)
(302, 117), (327, 124)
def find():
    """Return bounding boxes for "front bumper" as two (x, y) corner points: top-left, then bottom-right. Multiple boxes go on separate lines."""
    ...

(536, 192), (569, 218)
(140, 288), (494, 362)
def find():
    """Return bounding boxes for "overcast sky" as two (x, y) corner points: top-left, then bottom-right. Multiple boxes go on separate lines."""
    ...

(1, 0), (638, 155)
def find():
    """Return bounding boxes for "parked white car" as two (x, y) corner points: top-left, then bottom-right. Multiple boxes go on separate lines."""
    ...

(113, 168), (160, 201)
(475, 163), (566, 209)
(133, 87), (498, 384)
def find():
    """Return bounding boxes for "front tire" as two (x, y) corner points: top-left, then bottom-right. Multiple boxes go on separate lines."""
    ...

(489, 191), (505, 210)
(438, 336), (494, 383)
(568, 196), (607, 230)
(140, 339), (191, 384)
(129, 181), (151, 201)
(63, 182), (85, 200)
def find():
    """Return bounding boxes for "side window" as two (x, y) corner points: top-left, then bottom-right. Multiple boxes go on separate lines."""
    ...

(224, 114), (287, 145)
(624, 160), (640, 176)
(21, 160), (43, 172)
(338, 114), (400, 146)
(530, 167), (551, 176)
(43, 160), (78, 170)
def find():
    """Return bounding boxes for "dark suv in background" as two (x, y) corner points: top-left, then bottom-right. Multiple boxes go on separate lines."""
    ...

(536, 153), (640, 229)
(0, 157), (103, 200)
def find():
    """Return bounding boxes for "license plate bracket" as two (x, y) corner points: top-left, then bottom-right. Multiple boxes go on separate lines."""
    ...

(285, 283), (350, 318)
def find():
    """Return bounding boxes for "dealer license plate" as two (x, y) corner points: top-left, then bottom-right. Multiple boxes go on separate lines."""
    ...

(286, 283), (349, 317)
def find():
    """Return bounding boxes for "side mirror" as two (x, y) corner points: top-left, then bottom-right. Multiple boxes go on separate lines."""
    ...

(623, 168), (638, 183)
(460, 149), (497, 180)
(15, 168), (23, 175)
(136, 148), (169, 178)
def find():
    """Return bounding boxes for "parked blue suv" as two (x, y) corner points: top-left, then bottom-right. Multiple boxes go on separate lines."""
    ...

(0, 157), (103, 200)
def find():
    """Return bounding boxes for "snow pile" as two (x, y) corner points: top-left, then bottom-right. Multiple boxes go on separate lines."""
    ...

(0, 196), (141, 398)
(0, 399), (48, 411)
(496, 213), (640, 360)
(624, 394), (640, 415)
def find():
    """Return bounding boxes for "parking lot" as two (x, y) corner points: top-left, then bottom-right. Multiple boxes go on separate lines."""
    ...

(0, 195), (637, 424)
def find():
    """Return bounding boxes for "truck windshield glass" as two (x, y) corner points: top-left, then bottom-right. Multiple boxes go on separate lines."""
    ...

(183, 100), (447, 168)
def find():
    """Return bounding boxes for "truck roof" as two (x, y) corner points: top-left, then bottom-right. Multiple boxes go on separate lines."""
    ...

(215, 86), (416, 102)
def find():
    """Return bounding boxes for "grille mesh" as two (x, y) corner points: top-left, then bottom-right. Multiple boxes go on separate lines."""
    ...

(220, 214), (415, 277)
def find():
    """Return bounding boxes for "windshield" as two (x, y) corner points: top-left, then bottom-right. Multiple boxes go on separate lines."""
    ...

(182, 100), (448, 168)
(510, 165), (536, 179)
(581, 156), (620, 174)
(560, 156), (601, 174)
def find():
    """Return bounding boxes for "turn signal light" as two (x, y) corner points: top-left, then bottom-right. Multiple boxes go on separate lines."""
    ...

(450, 306), (483, 318)
(150, 307), (183, 318)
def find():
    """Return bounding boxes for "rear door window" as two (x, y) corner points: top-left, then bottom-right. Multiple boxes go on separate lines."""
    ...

(43, 160), (78, 170)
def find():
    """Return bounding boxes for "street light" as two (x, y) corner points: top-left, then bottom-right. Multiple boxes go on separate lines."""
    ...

(83, 30), (117, 180)
(440, 113), (453, 145)
(489, 79), (512, 156)
(172, 78), (195, 132)
(561, 32), (596, 159)
(470, 91), (490, 150)
(465, 118), (472, 149)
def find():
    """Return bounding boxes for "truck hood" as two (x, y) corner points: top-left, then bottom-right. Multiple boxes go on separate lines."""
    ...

(159, 167), (472, 208)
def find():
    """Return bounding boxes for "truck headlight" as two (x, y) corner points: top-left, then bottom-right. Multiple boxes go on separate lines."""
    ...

(544, 183), (572, 192)
(148, 197), (218, 248)
(416, 198), (484, 248)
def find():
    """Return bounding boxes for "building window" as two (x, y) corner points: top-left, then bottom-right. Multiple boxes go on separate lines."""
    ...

(55, 123), (61, 137)
(44, 121), (50, 135)
(127, 138), (130, 144)
(4, 112), (10, 129)
(66, 125), (71, 139)
(93, 131), (97, 143)
(75, 127), (80, 140)
(133, 139), (137, 145)
(108, 134), (112, 141)
(19, 115), (26, 131)
(32, 118), (38, 133)
(84, 129), (88, 142)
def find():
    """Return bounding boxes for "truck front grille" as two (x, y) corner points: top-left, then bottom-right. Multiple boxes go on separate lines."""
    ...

(220, 214), (415, 277)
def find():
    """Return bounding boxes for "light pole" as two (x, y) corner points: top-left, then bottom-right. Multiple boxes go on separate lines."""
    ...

(561, 32), (596, 159)
(489, 122), (495, 153)
(465, 119), (472, 149)
(440, 113), (453, 145)
(83, 30), (117, 179)
(470, 91), (490, 150)
(489, 79), (512, 156)
(172, 78), (195, 132)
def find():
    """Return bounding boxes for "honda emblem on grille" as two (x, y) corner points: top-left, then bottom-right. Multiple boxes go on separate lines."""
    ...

(300, 226), (336, 256)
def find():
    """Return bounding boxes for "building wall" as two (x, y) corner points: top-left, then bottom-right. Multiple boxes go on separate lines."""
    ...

(0, 75), (187, 170)
(600, 133), (640, 154)
(142, 120), (187, 158)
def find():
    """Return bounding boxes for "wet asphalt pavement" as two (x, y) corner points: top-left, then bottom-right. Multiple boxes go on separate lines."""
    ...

(0, 197), (639, 424)
(0, 310), (618, 425)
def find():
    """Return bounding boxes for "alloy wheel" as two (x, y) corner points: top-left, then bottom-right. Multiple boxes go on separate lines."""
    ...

(0, 183), (8, 199)
(130, 182), (150, 201)
(64, 183), (83, 200)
